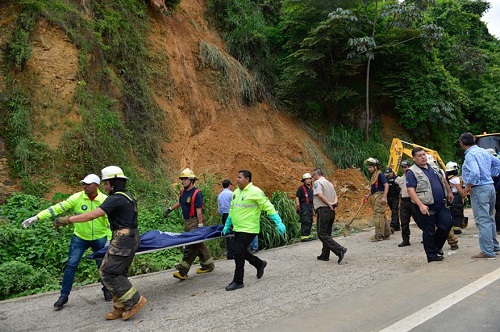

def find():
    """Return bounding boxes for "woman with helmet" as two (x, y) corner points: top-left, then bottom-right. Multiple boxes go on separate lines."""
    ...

(295, 173), (314, 241)
(445, 161), (465, 235)
(364, 157), (391, 241)
(53, 166), (147, 321)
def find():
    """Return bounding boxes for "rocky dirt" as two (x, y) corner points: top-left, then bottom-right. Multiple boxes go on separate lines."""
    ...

(0, 1), (377, 224)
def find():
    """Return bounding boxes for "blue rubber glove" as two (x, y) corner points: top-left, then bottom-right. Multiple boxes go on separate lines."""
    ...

(222, 216), (233, 235)
(269, 213), (286, 236)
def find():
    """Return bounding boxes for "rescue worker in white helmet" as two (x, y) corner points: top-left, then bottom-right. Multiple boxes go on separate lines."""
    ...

(364, 158), (391, 241)
(445, 161), (466, 235)
(295, 173), (314, 242)
(53, 166), (147, 321)
(164, 168), (215, 280)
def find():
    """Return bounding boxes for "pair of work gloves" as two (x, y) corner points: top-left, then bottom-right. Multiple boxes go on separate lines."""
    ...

(222, 213), (286, 237)
(21, 215), (71, 231)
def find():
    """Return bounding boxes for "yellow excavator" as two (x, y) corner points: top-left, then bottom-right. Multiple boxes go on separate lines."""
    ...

(388, 133), (500, 174)
(387, 138), (447, 174)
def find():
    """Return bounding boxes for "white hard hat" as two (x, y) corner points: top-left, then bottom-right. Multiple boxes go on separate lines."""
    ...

(302, 173), (312, 181)
(445, 161), (459, 172)
(486, 148), (497, 157)
(101, 166), (128, 181)
(364, 157), (380, 166)
(80, 174), (100, 185)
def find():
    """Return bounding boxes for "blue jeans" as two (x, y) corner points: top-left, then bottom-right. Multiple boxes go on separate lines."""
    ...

(250, 235), (258, 250)
(470, 184), (500, 256)
(61, 235), (107, 297)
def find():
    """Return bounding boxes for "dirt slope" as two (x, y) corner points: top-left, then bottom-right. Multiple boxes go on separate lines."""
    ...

(0, 1), (374, 223)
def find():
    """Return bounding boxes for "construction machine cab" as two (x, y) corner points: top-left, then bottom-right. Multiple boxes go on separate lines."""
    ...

(475, 133), (500, 155)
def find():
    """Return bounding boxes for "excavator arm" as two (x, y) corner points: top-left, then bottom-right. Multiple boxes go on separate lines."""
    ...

(388, 138), (447, 174)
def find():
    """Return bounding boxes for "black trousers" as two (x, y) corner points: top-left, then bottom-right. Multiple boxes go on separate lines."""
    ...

(450, 193), (464, 228)
(413, 203), (452, 258)
(316, 207), (343, 258)
(400, 198), (420, 242)
(387, 196), (400, 230)
(221, 213), (234, 258)
(232, 232), (265, 284)
(299, 203), (313, 236)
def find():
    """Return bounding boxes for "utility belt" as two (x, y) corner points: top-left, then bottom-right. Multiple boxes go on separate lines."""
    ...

(111, 228), (138, 237)
(111, 226), (136, 232)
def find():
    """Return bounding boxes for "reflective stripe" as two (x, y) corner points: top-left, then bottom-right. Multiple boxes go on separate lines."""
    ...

(232, 203), (259, 208)
(118, 286), (137, 303)
(178, 261), (190, 270)
(200, 257), (214, 265)
(49, 203), (68, 218)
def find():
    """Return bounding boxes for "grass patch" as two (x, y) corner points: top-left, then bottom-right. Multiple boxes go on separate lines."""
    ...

(199, 39), (264, 105)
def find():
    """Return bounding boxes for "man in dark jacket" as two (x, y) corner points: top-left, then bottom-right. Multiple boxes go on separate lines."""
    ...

(295, 173), (314, 241)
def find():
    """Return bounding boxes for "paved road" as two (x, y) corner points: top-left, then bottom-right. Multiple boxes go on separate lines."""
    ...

(1, 209), (499, 332)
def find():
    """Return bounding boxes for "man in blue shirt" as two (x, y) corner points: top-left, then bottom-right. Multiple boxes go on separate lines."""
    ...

(459, 132), (500, 259)
(218, 179), (234, 259)
(406, 148), (453, 262)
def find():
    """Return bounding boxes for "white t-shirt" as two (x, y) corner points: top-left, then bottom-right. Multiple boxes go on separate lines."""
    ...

(449, 176), (460, 193)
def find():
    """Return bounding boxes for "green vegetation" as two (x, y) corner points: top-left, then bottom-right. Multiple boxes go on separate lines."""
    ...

(324, 125), (389, 170)
(1, 176), (300, 299)
(207, 0), (500, 160)
(1, 0), (167, 194)
(2, 0), (499, 299)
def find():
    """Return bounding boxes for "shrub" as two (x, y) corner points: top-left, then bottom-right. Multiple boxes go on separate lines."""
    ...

(0, 261), (58, 300)
(259, 191), (300, 249)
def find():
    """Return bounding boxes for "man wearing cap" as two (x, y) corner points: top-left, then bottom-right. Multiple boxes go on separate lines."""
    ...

(295, 173), (314, 241)
(52, 166), (147, 321)
(384, 167), (401, 232)
(21, 174), (112, 310)
(218, 179), (235, 259)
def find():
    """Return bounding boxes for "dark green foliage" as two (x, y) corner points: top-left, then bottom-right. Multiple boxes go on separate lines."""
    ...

(206, 0), (279, 94)
(0, 261), (58, 300)
(1, 86), (54, 194)
(324, 125), (388, 173)
(3, 8), (39, 71)
(258, 191), (300, 249)
(1, 0), (167, 194)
